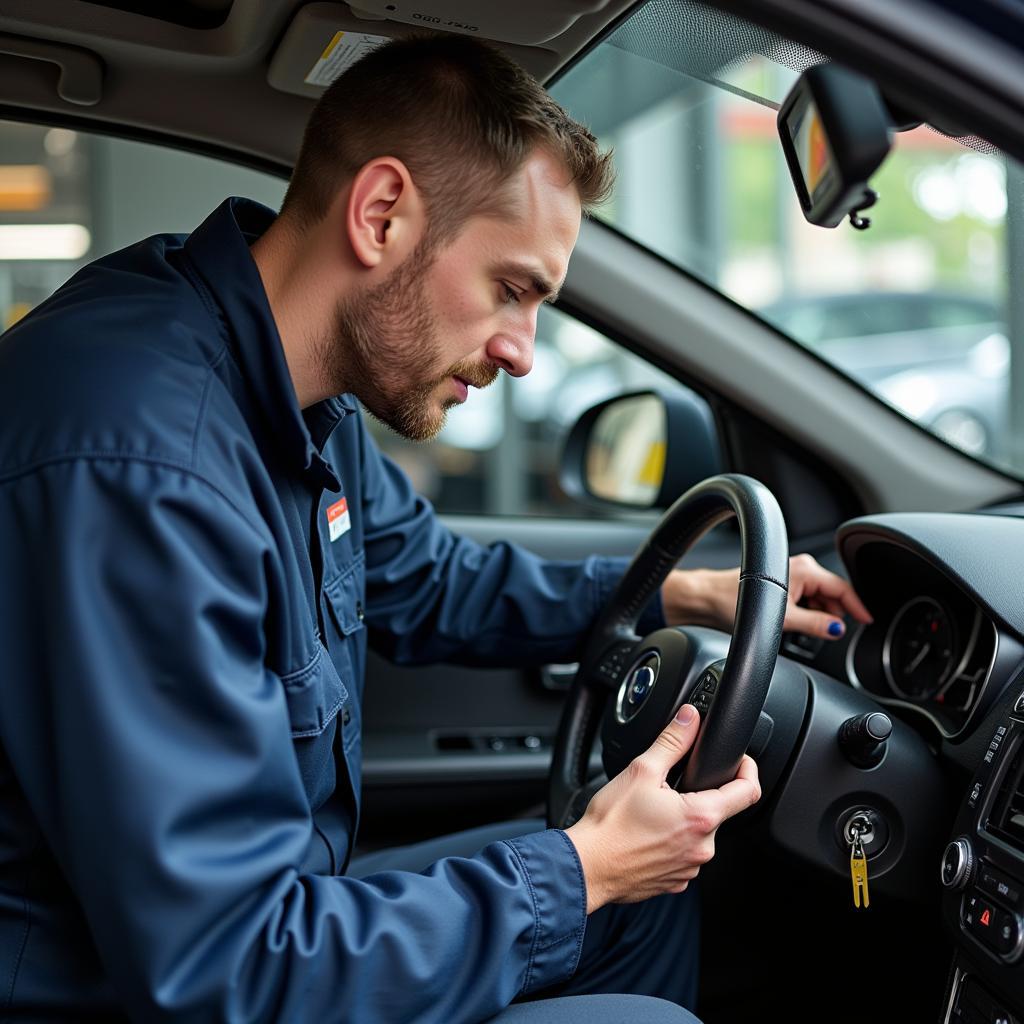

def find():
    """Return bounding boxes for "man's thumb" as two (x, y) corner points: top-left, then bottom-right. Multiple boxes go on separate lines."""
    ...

(643, 704), (700, 778)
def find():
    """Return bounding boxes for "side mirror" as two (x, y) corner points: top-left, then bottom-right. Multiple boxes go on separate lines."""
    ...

(559, 390), (722, 510)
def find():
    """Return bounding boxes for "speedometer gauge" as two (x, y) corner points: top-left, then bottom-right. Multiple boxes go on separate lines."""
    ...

(882, 596), (957, 700)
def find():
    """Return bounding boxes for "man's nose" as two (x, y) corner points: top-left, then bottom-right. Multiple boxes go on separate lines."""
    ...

(485, 323), (535, 378)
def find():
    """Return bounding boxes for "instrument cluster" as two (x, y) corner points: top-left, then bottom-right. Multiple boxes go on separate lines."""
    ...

(845, 541), (997, 738)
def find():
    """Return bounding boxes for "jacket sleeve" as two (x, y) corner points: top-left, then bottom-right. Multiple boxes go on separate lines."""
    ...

(1, 456), (586, 1023)
(356, 413), (666, 667)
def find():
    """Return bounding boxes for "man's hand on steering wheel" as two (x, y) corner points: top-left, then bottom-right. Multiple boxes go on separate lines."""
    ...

(660, 553), (872, 640)
(550, 475), (793, 829)
(565, 703), (762, 915)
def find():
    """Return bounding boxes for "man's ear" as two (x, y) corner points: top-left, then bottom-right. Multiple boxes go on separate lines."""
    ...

(345, 157), (425, 269)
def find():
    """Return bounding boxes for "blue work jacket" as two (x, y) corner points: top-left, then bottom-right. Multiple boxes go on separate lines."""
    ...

(0, 198), (663, 1022)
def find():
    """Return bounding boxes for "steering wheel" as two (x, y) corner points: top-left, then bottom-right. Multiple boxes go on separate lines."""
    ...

(547, 474), (790, 829)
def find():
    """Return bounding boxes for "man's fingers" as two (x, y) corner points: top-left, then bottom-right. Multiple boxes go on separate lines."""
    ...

(640, 703), (701, 779)
(791, 556), (873, 624)
(786, 553), (873, 639)
(818, 574), (873, 624)
(784, 603), (848, 640)
(822, 597), (849, 620)
(734, 753), (759, 788)
(690, 755), (762, 826)
(715, 760), (762, 817)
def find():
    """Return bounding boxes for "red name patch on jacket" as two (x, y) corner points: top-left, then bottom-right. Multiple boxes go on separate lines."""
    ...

(326, 497), (350, 541)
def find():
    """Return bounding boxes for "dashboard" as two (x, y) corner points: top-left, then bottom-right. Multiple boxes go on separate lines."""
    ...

(835, 513), (1024, 743)
(831, 512), (1024, 1023)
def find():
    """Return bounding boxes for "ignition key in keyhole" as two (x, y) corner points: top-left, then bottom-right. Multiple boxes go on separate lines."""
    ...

(836, 806), (889, 858)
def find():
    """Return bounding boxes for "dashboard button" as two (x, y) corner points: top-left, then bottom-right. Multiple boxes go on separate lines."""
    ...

(943, 838), (974, 890)
(965, 894), (999, 946)
(992, 908), (1018, 956)
(963, 891), (1024, 960)
(963, 891), (981, 926)
(978, 865), (1022, 910)
(988, 725), (1008, 756)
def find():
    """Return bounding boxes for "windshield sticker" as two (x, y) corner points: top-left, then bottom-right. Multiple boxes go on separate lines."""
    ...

(304, 31), (390, 87)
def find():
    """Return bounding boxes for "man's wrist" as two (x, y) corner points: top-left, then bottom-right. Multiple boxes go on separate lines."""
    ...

(564, 820), (611, 915)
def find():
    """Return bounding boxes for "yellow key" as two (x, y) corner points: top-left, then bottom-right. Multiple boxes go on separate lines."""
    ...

(850, 834), (870, 909)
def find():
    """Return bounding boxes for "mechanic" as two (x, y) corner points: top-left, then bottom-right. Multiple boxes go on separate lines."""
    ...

(0, 33), (870, 1024)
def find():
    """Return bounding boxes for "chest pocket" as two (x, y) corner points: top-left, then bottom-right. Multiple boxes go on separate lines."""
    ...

(323, 554), (365, 638)
(280, 644), (347, 739)
(281, 643), (347, 810)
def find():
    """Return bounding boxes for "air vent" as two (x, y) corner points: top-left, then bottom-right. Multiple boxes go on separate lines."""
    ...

(988, 738), (1024, 849)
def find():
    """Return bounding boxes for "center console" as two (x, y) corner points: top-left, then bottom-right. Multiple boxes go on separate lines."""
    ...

(941, 685), (1024, 1023)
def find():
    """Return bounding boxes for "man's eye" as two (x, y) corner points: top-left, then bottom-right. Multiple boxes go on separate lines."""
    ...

(501, 283), (521, 305)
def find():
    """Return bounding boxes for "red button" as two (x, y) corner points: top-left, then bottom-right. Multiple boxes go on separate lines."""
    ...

(981, 909), (992, 926)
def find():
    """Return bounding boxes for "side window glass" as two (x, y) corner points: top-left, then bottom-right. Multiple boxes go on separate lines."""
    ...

(366, 304), (709, 517)
(0, 120), (285, 330)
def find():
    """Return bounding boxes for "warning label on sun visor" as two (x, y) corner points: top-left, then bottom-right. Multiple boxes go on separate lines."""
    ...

(305, 31), (391, 87)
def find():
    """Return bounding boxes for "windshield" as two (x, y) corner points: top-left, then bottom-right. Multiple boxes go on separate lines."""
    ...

(551, 0), (1024, 477)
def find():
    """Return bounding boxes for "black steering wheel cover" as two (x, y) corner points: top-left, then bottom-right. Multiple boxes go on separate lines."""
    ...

(548, 474), (788, 827)
(679, 574), (786, 790)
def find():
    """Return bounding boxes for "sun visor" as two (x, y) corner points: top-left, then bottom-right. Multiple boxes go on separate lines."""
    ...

(267, 3), (562, 97)
(347, 0), (613, 45)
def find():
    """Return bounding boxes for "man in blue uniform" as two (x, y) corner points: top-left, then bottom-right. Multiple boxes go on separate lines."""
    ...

(0, 34), (869, 1023)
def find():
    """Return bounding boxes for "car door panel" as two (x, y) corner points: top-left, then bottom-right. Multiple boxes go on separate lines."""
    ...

(360, 513), (752, 841)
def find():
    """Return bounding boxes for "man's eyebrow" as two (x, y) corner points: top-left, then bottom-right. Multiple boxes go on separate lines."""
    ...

(498, 262), (563, 304)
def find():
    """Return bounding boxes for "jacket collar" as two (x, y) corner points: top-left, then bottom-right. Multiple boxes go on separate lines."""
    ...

(183, 197), (353, 491)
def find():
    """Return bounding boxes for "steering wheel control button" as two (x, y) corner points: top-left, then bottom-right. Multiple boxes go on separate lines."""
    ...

(942, 838), (974, 890)
(614, 653), (661, 724)
(687, 665), (723, 720)
(596, 641), (638, 687)
(691, 688), (714, 717)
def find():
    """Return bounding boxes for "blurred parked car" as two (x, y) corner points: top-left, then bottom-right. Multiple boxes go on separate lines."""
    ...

(762, 290), (1007, 455)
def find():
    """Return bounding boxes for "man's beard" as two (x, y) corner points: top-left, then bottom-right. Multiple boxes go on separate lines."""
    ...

(317, 238), (498, 441)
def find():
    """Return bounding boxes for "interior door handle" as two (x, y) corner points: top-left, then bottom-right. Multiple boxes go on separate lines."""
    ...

(0, 33), (104, 106)
(539, 663), (578, 692)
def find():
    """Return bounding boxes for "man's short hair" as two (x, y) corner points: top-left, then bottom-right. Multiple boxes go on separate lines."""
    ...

(281, 33), (614, 243)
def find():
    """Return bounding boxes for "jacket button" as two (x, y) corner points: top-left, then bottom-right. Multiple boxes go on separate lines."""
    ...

(356, 601), (364, 622)
(342, 708), (351, 726)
